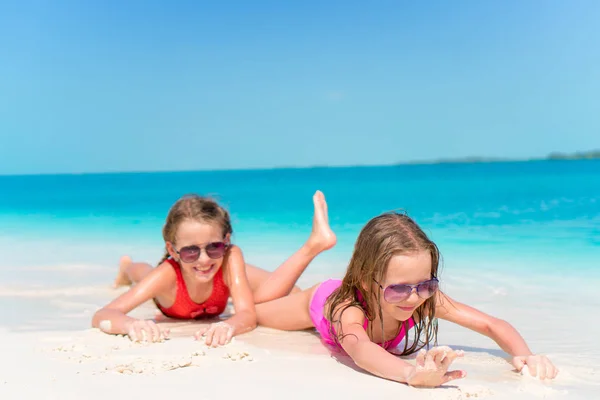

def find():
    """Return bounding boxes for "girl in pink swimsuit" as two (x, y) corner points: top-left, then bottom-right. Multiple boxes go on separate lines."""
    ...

(256, 192), (559, 388)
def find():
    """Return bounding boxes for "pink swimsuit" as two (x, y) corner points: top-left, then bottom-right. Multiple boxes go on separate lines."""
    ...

(309, 279), (415, 349)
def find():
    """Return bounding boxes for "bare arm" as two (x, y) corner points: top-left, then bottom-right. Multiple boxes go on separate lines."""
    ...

(334, 305), (463, 386)
(435, 292), (532, 356)
(222, 246), (257, 335)
(435, 292), (559, 379)
(336, 306), (415, 382)
(196, 246), (257, 346)
(91, 263), (174, 335)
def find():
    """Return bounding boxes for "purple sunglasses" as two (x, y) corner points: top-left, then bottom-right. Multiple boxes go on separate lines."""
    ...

(173, 242), (229, 263)
(374, 277), (439, 303)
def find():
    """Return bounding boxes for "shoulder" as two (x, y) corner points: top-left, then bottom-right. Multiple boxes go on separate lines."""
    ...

(328, 300), (372, 350)
(98, 261), (177, 313)
(221, 245), (246, 286)
(329, 298), (367, 328)
(227, 244), (244, 258)
(145, 260), (178, 290)
(223, 245), (245, 270)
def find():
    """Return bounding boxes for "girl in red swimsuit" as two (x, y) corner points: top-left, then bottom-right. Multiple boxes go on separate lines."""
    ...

(92, 191), (336, 347)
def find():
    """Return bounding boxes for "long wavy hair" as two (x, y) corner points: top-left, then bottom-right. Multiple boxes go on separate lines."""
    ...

(325, 211), (440, 355)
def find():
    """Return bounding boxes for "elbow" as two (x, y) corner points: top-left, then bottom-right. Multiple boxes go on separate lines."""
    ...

(238, 310), (257, 332)
(247, 311), (258, 331)
(91, 312), (101, 328)
(91, 308), (107, 329)
(353, 356), (369, 372)
(248, 320), (257, 331)
(343, 341), (369, 369)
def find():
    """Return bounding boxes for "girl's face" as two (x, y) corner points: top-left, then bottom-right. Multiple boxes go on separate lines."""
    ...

(167, 219), (229, 283)
(377, 250), (435, 322)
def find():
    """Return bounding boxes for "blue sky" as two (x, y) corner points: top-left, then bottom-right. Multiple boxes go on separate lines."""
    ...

(1, 0), (599, 175)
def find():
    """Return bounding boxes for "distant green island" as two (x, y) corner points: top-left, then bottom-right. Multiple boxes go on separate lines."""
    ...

(545, 150), (600, 160)
(404, 150), (600, 165)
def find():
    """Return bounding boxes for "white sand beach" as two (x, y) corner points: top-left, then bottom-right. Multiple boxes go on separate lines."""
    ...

(0, 264), (598, 400)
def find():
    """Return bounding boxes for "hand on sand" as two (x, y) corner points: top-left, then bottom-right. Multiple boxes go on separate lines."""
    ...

(512, 355), (558, 380)
(195, 322), (234, 347)
(125, 319), (170, 343)
(406, 346), (466, 388)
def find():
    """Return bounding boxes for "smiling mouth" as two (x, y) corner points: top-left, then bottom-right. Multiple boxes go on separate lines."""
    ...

(193, 265), (215, 274)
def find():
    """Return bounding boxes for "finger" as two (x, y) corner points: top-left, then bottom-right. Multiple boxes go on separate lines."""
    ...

(225, 326), (234, 343)
(539, 363), (547, 380)
(163, 328), (171, 339)
(543, 360), (554, 380)
(416, 350), (426, 368)
(204, 326), (217, 347)
(156, 325), (167, 341)
(436, 345), (453, 354)
(141, 326), (153, 342)
(528, 361), (538, 378)
(546, 360), (558, 380)
(194, 327), (208, 341)
(425, 349), (438, 370)
(148, 322), (160, 342)
(148, 322), (161, 342)
(513, 356), (525, 371)
(207, 328), (220, 347)
(133, 325), (143, 342)
(218, 330), (228, 346)
(127, 326), (138, 342)
(442, 370), (466, 384)
(441, 350), (459, 369)
(434, 348), (450, 366)
(210, 328), (222, 347)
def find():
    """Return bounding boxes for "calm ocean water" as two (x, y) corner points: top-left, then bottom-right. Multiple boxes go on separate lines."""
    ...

(0, 160), (598, 286)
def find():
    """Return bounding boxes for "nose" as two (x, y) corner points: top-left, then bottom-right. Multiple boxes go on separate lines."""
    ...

(197, 249), (211, 264)
(405, 288), (420, 304)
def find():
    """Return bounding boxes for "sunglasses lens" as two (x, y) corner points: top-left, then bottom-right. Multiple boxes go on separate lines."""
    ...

(384, 285), (412, 303)
(418, 280), (439, 298)
(180, 246), (200, 263)
(205, 242), (226, 259)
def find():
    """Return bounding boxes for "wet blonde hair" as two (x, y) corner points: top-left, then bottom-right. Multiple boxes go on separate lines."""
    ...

(158, 194), (233, 265)
(325, 211), (440, 355)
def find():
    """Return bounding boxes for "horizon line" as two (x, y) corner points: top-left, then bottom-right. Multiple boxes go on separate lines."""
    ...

(1, 150), (598, 178)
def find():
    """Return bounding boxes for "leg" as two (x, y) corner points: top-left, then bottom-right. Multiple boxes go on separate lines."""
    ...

(255, 285), (318, 331)
(246, 264), (302, 295)
(251, 190), (336, 304)
(112, 255), (154, 288)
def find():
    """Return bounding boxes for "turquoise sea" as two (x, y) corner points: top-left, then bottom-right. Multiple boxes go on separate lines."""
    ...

(0, 159), (598, 288)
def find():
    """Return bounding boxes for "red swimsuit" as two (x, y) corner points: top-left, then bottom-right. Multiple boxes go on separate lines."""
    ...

(155, 258), (230, 319)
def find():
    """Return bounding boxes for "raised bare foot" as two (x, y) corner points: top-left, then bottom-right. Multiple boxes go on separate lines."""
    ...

(112, 255), (133, 288)
(305, 190), (337, 252)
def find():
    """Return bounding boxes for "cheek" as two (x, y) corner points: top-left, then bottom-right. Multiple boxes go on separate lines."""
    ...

(380, 301), (397, 316)
(412, 297), (427, 308)
(401, 292), (428, 307)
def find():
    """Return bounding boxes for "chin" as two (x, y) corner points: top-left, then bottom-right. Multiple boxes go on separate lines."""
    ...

(384, 305), (416, 322)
